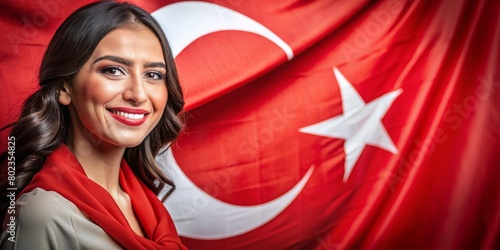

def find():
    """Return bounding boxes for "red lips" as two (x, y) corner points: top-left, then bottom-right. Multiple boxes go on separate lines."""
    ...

(107, 107), (150, 126)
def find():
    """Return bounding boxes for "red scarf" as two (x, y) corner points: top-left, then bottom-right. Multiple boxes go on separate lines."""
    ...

(22, 144), (187, 249)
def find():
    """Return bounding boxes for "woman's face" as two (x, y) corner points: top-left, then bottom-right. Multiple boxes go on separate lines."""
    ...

(61, 25), (168, 149)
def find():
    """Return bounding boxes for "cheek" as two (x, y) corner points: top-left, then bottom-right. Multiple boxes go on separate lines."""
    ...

(149, 85), (169, 111)
(76, 77), (122, 105)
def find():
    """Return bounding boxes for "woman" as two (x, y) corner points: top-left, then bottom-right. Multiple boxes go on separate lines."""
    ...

(0, 1), (187, 249)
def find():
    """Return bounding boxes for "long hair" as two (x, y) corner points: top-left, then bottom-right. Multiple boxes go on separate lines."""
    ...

(0, 1), (184, 216)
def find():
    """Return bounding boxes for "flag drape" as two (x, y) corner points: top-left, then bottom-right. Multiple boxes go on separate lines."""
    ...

(1, 0), (499, 249)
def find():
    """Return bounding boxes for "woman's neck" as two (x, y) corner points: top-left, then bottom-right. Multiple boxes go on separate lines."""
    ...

(69, 135), (126, 196)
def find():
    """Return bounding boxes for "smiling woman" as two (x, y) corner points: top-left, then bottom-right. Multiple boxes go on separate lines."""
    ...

(0, 1), (186, 249)
(63, 26), (169, 149)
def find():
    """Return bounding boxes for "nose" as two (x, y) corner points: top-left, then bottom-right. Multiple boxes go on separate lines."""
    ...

(123, 75), (147, 105)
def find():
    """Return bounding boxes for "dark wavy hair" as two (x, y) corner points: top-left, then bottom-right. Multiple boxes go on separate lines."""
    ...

(0, 1), (184, 216)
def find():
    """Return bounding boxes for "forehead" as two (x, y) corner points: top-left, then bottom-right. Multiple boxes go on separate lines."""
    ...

(90, 25), (165, 62)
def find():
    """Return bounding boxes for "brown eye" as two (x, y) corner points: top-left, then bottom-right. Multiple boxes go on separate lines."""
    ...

(144, 71), (165, 80)
(100, 66), (126, 76)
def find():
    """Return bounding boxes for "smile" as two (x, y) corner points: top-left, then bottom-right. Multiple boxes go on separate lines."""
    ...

(107, 108), (150, 126)
(111, 111), (145, 120)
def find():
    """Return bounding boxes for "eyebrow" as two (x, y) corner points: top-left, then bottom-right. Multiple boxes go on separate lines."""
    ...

(144, 61), (166, 68)
(93, 55), (166, 68)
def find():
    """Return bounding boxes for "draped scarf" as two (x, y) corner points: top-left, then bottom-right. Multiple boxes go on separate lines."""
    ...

(21, 144), (187, 249)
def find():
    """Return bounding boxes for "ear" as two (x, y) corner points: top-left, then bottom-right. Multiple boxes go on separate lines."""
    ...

(58, 82), (72, 105)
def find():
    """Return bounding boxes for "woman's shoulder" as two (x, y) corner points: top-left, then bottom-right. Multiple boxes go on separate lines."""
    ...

(16, 188), (75, 223)
(1, 188), (122, 250)
(0, 188), (81, 249)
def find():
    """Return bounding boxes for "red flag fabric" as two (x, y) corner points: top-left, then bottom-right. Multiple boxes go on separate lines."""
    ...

(1, 0), (499, 249)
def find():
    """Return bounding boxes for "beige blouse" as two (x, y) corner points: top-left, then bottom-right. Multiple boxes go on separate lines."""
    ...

(0, 188), (122, 249)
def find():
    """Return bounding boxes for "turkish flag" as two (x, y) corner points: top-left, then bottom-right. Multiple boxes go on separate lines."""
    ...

(1, 0), (499, 249)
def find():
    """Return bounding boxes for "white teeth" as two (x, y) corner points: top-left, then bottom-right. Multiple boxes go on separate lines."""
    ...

(112, 111), (145, 120)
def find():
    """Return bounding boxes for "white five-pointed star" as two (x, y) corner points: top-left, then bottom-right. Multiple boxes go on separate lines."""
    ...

(300, 68), (402, 182)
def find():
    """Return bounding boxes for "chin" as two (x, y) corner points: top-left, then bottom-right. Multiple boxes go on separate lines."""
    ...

(122, 140), (145, 148)
(109, 137), (146, 148)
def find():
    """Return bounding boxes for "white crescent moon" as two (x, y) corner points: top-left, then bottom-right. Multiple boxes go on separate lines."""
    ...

(152, 1), (306, 240)
(152, 1), (294, 59)
(157, 149), (314, 240)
